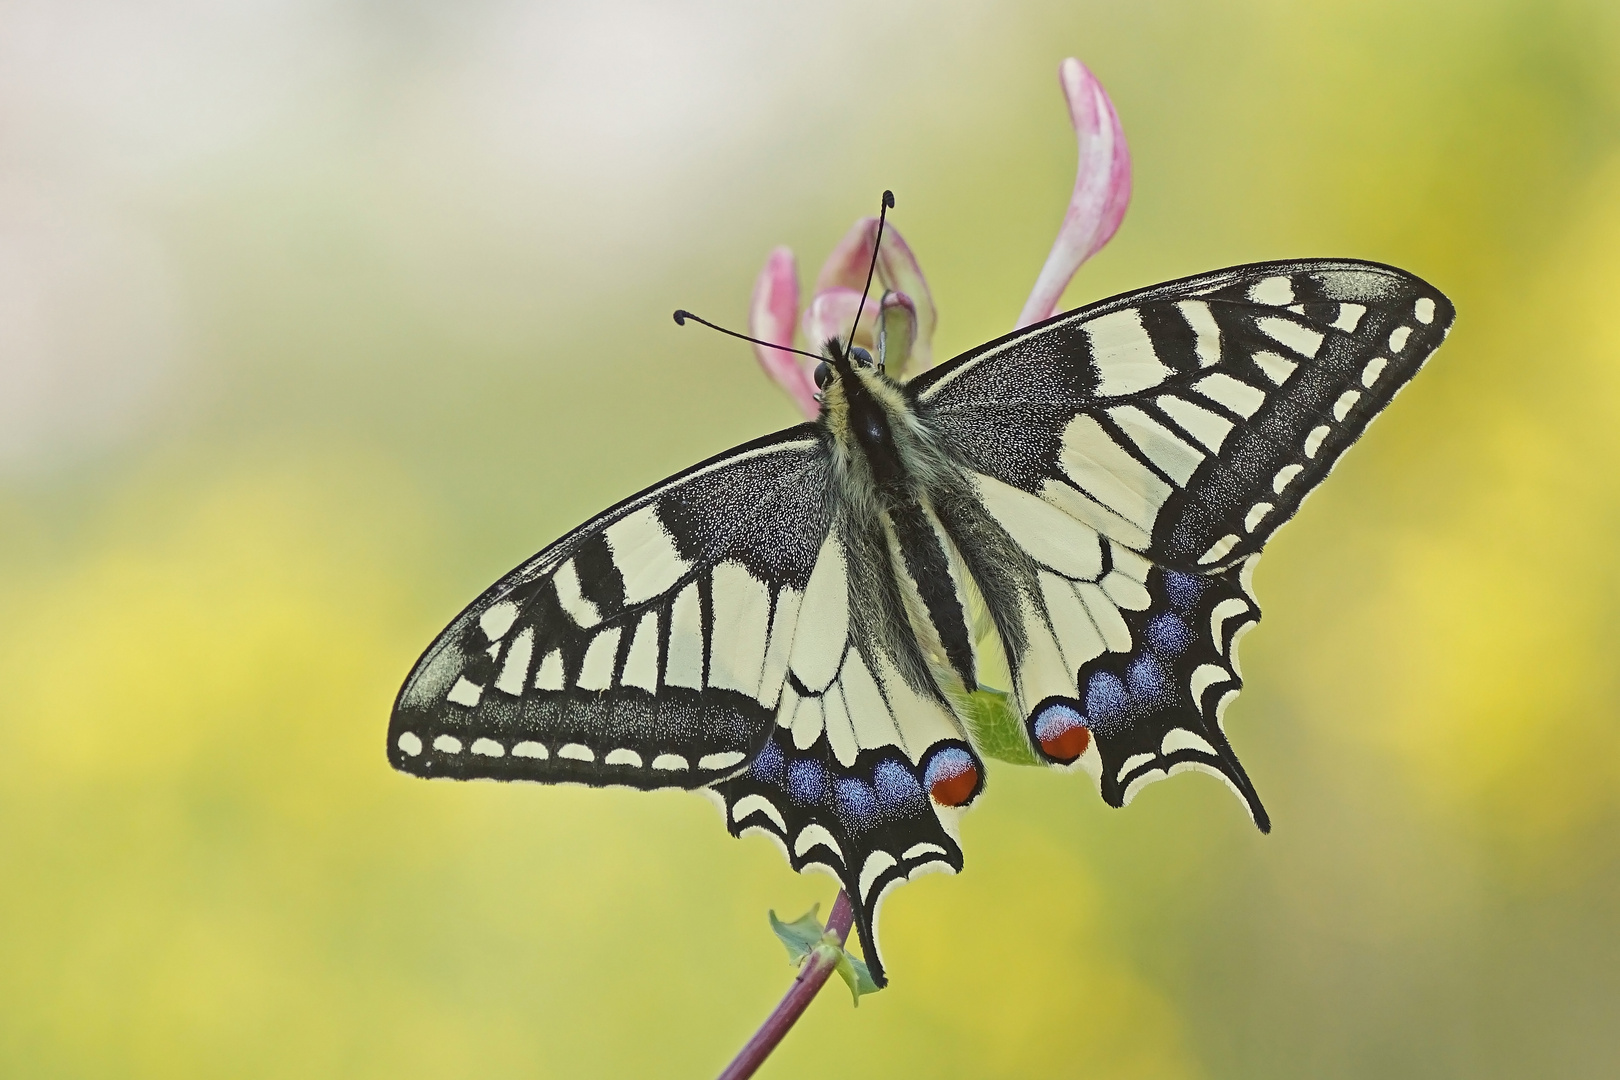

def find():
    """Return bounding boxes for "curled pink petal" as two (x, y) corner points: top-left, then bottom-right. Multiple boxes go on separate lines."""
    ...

(877, 291), (917, 375)
(815, 218), (878, 294)
(874, 226), (936, 371)
(802, 287), (874, 356)
(749, 246), (819, 418)
(1016, 57), (1132, 330)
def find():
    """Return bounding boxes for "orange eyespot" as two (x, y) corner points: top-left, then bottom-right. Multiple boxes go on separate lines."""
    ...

(1032, 704), (1091, 764)
(1039, 724), (1091, 763)
(929, 764), (980, 807)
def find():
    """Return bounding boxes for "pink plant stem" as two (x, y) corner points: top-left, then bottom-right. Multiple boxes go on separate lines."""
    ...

(716, 891), (856, 1080)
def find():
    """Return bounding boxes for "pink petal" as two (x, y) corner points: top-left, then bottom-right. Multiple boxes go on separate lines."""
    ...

(1015, 57), (1132, 330)
(802, 287), (870, 356)
(814, 218), (877, 294)
(749, 246), (819, 419)
(815, 218), (937, 373)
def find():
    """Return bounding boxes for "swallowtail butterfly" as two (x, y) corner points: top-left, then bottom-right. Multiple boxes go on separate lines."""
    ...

(389, 257), (1453, 985)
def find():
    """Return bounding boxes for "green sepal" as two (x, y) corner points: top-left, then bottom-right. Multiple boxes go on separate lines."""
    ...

(962, 686), (1039, 766)
(768, 906), (827, 966)
(768, 906), (883, 1006)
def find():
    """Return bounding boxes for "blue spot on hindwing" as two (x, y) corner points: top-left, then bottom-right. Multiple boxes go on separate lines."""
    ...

(1147, 612), (1193, 656)
(1162, 570), (1208, 611)
(750, 737), (784, 784)
(1127, 654), (1173, 707)
(834, 777), (878, 830)
(873, 757), (925, 816)
(787, 758), (827, 805)
(1085, 670), (1128, 733)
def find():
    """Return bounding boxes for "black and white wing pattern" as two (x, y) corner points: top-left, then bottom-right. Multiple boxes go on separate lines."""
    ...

(910, 259), (1455, 825)
(389, 426), (833, 787)
(389, 425), (976, 986)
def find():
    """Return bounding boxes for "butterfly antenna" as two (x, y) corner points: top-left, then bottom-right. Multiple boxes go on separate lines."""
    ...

(844, 189), (895, 355)
(672, 309), (824, 362)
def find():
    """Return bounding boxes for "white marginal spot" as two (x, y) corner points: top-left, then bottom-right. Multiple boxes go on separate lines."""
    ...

(973, 472), (1104, 579)
(552, 560), (601, 629)
(1361, 356), (1389, 388)
(447, 677), (483, 707)
(789, 533), (850, 693)
(484, 642), (500, 661)
(1175, 300), (1222, 366)
(479, 601), (518, 642)
(1083, 308), (1173, 396)
(604, 748), (643, 767)
(494, 625), (534, 696)
(1331, 303), (1366, 332)
(1101, 570), (1151, 611)
(602, 505), (692, 605)
(397, 732), (422, 756)
(1257, 315), (1324, 358)
(1388, 325), (1412, 353)
(513, 741), (548, 759)
(576, 626), (622, 692)
(733, 793), (786, 831)
(1189, 663), (1229, 703)
(1121, 752), (1156, 775)
(1199, 534), (1240, 565)
(558, 743), (595, 762)
(1108, 405), (1204, 485)
(794, 823), (844, 859)
(1251, 350), (1297, 386)
(1248, 275), (1294, 305)
(1273, 464), (1304, 493)
(698, 750), (746, 771)
(902, 842), (951, 861)
(1244, 502), (1272, 533)
(1162, 728), (1217, 756)
(620, 611), (660, 692)
(1193, 372), (1266, 418)
(1304, 425), (1331, 459)
(432, 734), (463, 754)
(651, 753), (689, 770)
(665, 581), (705, 689)
(472, 738), (505, 757)
(1414, 297), (1435, 324)
(1211, 597), (1250, 645)
(534, 649), (565, 691)
(859, 850), (899, 901)
(1157, 395), (1234, 453)
(1333, 390), (1360, 422)
(708, 561), (772, 699)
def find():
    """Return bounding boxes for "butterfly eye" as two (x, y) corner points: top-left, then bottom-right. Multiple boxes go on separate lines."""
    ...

(814, 361), (831, 389)
(848, 346), (874, 368)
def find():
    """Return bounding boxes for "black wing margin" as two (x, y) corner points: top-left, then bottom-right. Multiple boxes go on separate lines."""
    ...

(388, 424), (831, 790)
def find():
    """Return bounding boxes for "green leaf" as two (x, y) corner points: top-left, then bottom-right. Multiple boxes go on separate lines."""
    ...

(828, 947), (882, 1005)
(962, 686), (1039, 766)
(768, 906), (826, 966)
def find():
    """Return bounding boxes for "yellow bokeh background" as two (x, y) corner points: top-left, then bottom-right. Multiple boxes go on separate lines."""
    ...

(2, 2), (1618, 1076)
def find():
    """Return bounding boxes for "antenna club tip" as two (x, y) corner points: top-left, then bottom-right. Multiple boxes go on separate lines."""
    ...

(882, 190), (895, 208)
(672, 309), (689, 326)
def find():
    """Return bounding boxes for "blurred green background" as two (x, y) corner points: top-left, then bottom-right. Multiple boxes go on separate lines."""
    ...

(2, 1), (1618, 1076)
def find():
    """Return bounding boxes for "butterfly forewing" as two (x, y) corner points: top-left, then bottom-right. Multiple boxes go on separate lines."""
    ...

(912, 259), (1452, 826)
(389, 425), (831, 787)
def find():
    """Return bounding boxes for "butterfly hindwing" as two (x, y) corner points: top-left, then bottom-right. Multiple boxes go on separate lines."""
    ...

(388, 425), (831, 788)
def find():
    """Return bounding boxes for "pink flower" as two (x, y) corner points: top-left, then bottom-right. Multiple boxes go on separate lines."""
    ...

(748, 57), (1131, 418)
